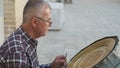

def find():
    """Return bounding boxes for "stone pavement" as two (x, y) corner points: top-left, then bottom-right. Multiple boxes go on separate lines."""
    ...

(37, 0), (120, 65)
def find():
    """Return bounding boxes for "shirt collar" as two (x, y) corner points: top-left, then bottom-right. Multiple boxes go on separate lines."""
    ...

(18, 27), (38, 46)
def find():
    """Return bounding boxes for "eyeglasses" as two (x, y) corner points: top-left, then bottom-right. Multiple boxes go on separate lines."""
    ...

(36, 16), (52, 24)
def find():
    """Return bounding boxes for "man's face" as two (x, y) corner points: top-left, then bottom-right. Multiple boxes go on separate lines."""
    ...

(36, 7), (51, 37)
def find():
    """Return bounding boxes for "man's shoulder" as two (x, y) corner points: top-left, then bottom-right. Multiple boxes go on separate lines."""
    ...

(3, 30), (23, 47)
(0, 40), (25, 58)
(0, 28), (25, 54)
(5, 27), (24, 45)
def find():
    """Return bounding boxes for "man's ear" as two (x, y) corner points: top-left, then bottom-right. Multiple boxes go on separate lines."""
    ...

(31, 17), (38, 28)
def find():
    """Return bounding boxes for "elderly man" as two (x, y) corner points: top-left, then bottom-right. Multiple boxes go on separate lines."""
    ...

(0, 0), (66, 68)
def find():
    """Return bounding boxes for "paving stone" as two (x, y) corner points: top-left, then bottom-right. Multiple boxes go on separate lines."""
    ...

(37, 0), (120, 65)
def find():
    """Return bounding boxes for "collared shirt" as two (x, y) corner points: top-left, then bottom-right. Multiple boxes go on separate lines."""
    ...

(0, 27), (50, 68)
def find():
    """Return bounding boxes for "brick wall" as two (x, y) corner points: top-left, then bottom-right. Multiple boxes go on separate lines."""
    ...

(15, 0), (28, 28)
(0, 0), (4, 45)
(4, 0), (28, 38)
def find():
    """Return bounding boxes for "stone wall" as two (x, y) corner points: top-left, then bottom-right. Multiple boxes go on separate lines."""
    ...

(4, 0), (28, 38)
(15, 0), (28, 28)
(0, 0), (4, 45)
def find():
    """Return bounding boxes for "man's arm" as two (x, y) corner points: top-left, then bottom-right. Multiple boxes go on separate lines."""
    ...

(3, 51), (30, 68)
(40, 64), (51, 68)
(39, 55), (66, 68)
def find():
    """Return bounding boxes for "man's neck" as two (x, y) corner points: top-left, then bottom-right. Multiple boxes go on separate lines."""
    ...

(21, 22), (37, 40)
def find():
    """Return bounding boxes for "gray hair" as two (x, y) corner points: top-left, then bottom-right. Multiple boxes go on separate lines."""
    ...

(23, 0), (51, 23)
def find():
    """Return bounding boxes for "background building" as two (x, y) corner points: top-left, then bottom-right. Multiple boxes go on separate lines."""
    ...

(0, 0), (29, 45)
(0, 0), (4, 45)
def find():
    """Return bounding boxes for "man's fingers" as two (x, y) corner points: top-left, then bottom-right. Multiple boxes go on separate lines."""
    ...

(59, 59), (66, 63)
(57, 55), (66, 59)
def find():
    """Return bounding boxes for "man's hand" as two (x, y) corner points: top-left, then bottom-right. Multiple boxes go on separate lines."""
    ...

(51, 55), (67, 68)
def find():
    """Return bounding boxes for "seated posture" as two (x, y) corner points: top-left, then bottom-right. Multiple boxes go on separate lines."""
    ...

(0, 0), (66, 68)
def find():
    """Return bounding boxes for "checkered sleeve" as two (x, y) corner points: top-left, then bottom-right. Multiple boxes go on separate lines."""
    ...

(40, 63), (51, 68)
(4, 51), (30, 68)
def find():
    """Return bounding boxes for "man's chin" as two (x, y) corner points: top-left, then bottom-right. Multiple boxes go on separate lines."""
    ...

(42, 34), (46, 36)
(41, 33), (46, 36)
(37, 34), (46, 38)
(39, 32), (47, 37)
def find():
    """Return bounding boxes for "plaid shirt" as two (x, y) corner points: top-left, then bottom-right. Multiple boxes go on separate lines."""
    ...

(0, 27), (50, 68)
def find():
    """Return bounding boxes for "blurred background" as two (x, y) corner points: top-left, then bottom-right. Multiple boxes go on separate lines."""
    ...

(0, 0), (120, 65)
